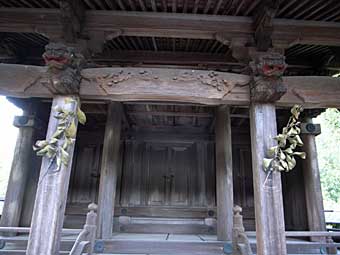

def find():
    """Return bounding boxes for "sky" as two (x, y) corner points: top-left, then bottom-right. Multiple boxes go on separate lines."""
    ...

(0, 96), (22, 199)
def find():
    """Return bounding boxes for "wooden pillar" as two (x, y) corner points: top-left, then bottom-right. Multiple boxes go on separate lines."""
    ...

(250, 103), (287, 255)
(26, 96), (79, 255)
(0, 114), (36, 235)
(301, 116), (326, 236)
(97, 102), (122, 239)
(215, 105), (233, 241)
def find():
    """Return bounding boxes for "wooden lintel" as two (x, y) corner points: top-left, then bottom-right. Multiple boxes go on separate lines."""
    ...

(1, 8), (340, 46)
(93, 51), (239, 66)
(127, 111), (213, 118)
(1, 64), (340, 107)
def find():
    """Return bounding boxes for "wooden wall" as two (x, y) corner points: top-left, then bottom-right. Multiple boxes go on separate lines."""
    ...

(232, 131), (255, 230)
(15, 103), (308, 233)
(119, 139), (216, 209)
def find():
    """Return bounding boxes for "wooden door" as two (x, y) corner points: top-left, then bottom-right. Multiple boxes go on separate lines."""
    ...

(67, 133), (103, 205)
(145, 142), (193, 207)
(146, 143), (169, 206)
(119, 139), (216, 210)
(168, 144), (191, 206)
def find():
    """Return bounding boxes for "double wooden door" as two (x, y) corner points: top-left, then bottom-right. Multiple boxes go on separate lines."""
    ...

(119, 140), (216, 208)
(146, 143), (192, 206)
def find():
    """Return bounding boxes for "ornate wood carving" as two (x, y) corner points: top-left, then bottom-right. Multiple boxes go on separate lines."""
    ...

(1, 64), (340, 107)
(42, 43), (85, 95)
(250, 52), (287, 103)
(94, 69), (233, 95)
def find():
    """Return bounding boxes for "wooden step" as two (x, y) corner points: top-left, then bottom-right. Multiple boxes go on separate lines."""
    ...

(99, 239), (225, 255)
(116, 217), (216, 235)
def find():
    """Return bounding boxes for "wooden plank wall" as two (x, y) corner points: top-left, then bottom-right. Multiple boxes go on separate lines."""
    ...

(62, 127), (259, 232)
(119, 139), (216, 209)
(16, 105), (308, 234)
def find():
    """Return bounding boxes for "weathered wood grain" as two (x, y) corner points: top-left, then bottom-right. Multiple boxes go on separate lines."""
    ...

(26, 96), (79, 255)
(1, 8), (340, 46)
(215, 106), (233, 241)
(96, 102), (122, 239)
(0, 115), (35, 235)
(301, 118), (326, 241)
(249, 103), (287, 255)
(1, 64), (340, 107)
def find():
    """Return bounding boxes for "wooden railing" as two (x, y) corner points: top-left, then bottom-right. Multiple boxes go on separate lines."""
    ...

(0, 203), (97, 255)
(246, 230), (340, 254)
(69, 203), (97, 255)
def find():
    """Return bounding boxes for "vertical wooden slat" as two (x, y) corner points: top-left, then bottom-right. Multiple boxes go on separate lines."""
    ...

(172, 0), (177, 12)
(192, 0), (200, 13)
(249, 103), (287, 255)
(0, 112), (35, 235)
(302, 118), (326, 239)
(97, 102), (122, 239)
(26, 96), (79, 255)
(136, 0), (145, 11)
(215, 105), (233, 241)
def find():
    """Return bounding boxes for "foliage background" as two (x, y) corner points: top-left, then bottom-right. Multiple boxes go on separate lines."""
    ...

(315, 108), (340, 210)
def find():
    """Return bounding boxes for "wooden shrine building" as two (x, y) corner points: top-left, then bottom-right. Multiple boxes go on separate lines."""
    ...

(0, 0), (340, 254)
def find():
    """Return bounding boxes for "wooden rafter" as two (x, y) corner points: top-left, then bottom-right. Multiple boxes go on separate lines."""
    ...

(59, 0), (85, 43)
(253, 0), (280, 51)
(1, 8), (340, 47)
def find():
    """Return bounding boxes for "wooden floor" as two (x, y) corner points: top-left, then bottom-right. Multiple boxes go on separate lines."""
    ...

(1, 233), (339, 254)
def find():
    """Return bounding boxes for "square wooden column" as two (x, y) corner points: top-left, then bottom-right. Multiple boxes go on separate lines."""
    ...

(97, 102), (122, 239)
(301, 113), (326, 236)
(26, 96), (79, 255)
(0, 113), (36, 235)
(250, 103), (287, 255)
(215, 105), (233, 241)
(249, 51), (287, 255)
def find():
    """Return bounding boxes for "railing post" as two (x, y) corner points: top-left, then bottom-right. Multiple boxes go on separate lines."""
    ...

(326, 236), (337, 254)
(232, 205), (253, 255)
(85, 203), (98, 255)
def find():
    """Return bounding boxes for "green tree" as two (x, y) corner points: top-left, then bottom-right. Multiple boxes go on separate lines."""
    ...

(315, 108), (340, 205)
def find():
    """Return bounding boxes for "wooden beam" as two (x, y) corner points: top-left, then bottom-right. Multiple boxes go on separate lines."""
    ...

(59, 0), (85, 43)
(1, 64), (340, 107)
(93, 51), (238, 66)
(1, 8), (340, 46)
(215, 105), (233, 241)
(26, 96), (79, 255)
(0, 114), (35, 235)
(301, 117), (326, 241)
(250, 103), (287, 255)
(97, 102), (122, 239)
(127, 111), (213, 118)
(253, 0), (280, 51)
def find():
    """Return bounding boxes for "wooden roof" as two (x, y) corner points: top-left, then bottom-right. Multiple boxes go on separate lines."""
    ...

(0, 0), (340, 75)
(0, 0), (339, 22)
